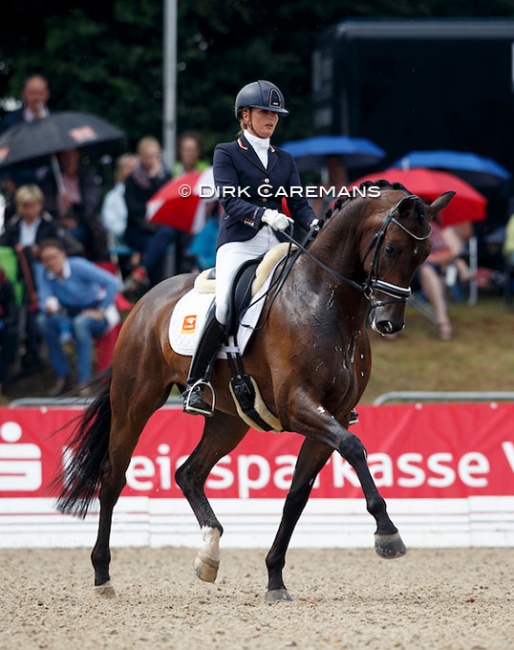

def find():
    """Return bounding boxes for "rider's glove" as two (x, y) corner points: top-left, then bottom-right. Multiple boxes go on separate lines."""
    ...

(309, 218), (322, 232)
(262, 209), (294, 232)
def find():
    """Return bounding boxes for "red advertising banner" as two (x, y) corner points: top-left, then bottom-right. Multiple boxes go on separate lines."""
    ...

(1, 402), (513, 501)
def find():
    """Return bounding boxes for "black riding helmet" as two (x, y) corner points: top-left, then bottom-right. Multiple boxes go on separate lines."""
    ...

(234, 80), (289, 118)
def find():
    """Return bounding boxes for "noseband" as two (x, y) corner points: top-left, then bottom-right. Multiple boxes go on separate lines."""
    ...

(361, 194), (432, 310)
(283, 194), (432, 309)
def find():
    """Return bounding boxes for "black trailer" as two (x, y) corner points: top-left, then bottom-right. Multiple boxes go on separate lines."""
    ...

(312, 18), (514, 268)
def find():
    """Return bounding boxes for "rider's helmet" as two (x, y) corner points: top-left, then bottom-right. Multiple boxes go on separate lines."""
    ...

(234, 80), (289, 118)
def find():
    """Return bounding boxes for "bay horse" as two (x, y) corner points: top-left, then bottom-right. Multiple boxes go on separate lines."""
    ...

(55, 181), (453, 601)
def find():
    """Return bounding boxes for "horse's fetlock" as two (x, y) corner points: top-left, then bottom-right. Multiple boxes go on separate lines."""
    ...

(366, 494), (386, 518)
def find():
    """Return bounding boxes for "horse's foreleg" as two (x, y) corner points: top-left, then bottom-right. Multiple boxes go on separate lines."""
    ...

(288, 407), (406, 562)
(175, 412), (249, 583)
(336, 429), (407, 559)
(265, 439), (333, 603)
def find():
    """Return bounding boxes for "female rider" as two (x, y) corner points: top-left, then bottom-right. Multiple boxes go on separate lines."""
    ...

(184, 80), (319, 415)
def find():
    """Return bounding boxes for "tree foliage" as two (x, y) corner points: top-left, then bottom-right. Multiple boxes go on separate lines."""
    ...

(1, 1), (514, 161)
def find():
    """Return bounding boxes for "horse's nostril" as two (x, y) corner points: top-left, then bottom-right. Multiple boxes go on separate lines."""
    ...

(377, 320), (404, 335)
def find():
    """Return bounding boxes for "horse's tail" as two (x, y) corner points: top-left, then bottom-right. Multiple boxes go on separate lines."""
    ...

(53, 367), (113, 519)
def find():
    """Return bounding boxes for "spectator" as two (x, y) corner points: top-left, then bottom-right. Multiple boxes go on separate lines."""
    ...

(0, 184), (63, 372)
(100, 153), (139, 276)
(100, 153), (138, 242)
(0, 74), (50, 135)
(35, 239), (120, 396)
(40, 148), (110, 262)
(0, 264), (19, 399)
(415, 219), (465, 341)
(0, 74), (52, 203)
(173, 131), (210, 177)
(173, 131), (211, 273)
(123, 136), (175, 299)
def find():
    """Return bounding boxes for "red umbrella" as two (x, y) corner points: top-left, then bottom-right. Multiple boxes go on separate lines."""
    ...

(146, 167), (217, 234)
(351, 167), (487, 227)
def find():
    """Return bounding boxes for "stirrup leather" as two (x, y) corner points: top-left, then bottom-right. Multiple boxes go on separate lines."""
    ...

(184, 379), (216, 417)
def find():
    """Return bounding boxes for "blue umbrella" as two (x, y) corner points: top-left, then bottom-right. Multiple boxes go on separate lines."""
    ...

(391, 150), (511, 189)
(280, 135), (386, 173)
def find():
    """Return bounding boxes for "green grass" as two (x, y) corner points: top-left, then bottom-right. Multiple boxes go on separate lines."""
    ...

(363, 295), (514, 403)
(6, 295), (514, 407)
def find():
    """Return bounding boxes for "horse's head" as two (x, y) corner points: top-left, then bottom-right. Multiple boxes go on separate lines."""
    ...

(360, 184), (455, 335)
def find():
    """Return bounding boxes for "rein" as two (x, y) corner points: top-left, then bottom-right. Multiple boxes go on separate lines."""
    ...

(282, 194), (432, 308)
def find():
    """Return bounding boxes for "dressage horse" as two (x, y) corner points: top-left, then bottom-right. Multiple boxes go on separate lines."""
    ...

(55, 181), (453, 601)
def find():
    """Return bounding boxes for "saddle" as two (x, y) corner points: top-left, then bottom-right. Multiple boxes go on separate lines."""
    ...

(189, 246), (296, 433)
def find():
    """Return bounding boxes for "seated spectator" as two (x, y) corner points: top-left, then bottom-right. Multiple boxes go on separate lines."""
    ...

(40, 148), (110, 262)
(123, 136), (176, 299)
(0, 184), (67, 372)
(0, 264), (19, 399)
(35, 239), (120, 396)
(415, 219), (465, 341)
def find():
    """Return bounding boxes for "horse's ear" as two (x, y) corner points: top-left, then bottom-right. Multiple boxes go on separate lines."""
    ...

(395, 195), (419, 217)
(428, 191), (455, 218)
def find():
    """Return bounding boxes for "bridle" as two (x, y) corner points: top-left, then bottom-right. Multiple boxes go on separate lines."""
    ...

(283, 194), (432, 309)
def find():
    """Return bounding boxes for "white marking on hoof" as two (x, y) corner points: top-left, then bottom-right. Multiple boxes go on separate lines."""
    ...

(93, 580), (116, 597)
(194, 552), (220, 582)
(194, 527), (221, 582)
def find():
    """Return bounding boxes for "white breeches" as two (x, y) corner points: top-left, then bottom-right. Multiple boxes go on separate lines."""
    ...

(215, 227), (280, 324)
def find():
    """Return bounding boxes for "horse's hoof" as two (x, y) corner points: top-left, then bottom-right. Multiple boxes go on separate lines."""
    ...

(193, 553), (219, 583)
(93, 580), (116, 598)
(374, 532), (407, 559)
(265, 588), (293, 603)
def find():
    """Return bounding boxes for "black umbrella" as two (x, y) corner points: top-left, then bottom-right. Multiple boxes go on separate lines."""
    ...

(0, 111), (125, 169)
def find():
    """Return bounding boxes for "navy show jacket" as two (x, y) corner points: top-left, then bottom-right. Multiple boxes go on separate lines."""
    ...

(214, 134), (316, 249)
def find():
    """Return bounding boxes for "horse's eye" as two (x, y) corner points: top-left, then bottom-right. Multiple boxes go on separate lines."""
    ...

(385, 244), (396, 257)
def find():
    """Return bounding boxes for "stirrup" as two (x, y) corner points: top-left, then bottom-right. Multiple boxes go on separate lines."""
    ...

(184, 379), (216, 417)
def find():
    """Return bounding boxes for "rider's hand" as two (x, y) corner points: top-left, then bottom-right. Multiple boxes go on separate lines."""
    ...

(262, 209), (294, 232)
(309, 218), (322, 231)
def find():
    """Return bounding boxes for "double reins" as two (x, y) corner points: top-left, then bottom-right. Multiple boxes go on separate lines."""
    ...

(282, 194), (432, 308)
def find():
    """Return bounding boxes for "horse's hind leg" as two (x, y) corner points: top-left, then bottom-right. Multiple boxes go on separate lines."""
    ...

(265, 439), (333, 602)
(92, 375), (171, 596)
(175, 412), (249, 583)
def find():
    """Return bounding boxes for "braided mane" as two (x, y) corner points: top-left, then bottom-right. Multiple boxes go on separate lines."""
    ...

(325, 179), (411, 220)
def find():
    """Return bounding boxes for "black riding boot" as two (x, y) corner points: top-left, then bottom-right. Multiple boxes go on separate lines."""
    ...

(183, 312), (227, 416)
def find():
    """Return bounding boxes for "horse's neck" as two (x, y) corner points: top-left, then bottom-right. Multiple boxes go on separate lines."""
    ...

(287, 215), (368, 322)
(307, 210), (364, 293)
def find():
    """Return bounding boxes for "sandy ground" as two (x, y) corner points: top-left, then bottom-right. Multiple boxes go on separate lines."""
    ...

(1, 546), (513, 650)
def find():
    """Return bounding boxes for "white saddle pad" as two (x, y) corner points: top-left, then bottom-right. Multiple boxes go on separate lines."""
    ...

(169, 251), (289, 358)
